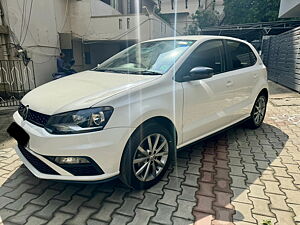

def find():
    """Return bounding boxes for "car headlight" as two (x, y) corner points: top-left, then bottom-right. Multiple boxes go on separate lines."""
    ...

(45, 107), (114, 134)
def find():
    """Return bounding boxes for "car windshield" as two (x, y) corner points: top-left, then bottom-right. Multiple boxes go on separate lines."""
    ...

(93, 40), (196, 75)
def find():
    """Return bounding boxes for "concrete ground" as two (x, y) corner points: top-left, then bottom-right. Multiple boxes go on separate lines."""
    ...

(0, 81), (299, 225)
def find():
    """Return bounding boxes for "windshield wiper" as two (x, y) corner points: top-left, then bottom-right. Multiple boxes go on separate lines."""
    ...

(138, 70), (163, 75)
(93, 68), (162, 75)
(94, 68), (125, 73)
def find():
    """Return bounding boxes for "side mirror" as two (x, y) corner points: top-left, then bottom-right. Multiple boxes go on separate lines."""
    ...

(185, 67), (214, 81)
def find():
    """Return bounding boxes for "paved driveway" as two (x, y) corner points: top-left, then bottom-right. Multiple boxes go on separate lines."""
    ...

(0, 82), (299, 225)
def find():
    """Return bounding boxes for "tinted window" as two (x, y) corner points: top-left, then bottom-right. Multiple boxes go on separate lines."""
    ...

(226, 41), (257, 70)
(176, 40), (225, 81)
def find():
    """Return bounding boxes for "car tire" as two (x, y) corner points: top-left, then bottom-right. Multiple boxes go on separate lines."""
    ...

(120, 122), (175, 189)
(245, 94), (267, 129)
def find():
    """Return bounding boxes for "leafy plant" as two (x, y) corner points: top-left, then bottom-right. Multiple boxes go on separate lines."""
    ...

(187, 9), (220, 34)
(262, 220), (273, 225)
(223, 0), (281, 25)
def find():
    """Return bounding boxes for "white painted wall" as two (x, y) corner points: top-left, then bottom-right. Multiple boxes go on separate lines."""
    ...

(68, 0), (175, 41)
(3, 0), (69, 86)
(279, 0), (300, 18)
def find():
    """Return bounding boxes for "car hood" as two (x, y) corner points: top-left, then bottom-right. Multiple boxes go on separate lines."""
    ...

(21, 70), (158, 115)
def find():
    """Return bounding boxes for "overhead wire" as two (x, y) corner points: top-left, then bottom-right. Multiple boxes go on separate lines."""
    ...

(21, 0), (33, 45)
(19, 0), (27, 42)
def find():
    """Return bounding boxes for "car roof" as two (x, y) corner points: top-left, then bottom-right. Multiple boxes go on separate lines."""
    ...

(144, 35), (248, 43)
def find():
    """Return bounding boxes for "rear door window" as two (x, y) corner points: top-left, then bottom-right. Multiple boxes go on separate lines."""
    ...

(226, 40), (257, 71)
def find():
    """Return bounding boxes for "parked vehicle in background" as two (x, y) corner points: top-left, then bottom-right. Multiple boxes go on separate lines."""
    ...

(7, 36), (268, 189)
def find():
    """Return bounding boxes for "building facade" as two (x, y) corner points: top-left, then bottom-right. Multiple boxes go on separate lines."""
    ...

(158, 0), (224, 34)
(1, 0), (176, 86)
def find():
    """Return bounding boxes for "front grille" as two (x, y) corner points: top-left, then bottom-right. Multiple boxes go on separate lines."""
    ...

(19, 145), (59, 175)
(18, 104), (50, 127)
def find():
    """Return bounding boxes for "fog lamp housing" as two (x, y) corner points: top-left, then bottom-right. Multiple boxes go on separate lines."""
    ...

(49, 156), (90, 165)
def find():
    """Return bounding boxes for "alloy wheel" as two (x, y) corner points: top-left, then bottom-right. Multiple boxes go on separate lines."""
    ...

(253, 96), (266, 126)
(133, 133), (169, 182)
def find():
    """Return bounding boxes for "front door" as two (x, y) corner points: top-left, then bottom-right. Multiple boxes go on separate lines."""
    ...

(177, 40), (234, 144)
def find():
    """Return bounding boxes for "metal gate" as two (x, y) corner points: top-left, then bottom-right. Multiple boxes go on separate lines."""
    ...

(0, 60), (36, 107)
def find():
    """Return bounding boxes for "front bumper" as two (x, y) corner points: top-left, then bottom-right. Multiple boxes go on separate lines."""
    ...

(13, 111), (134, 182)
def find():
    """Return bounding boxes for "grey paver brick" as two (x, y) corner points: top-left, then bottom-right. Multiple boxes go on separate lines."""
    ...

(267, 193), (290, 211)
(87, 219), (108, 225)
(262, 180), (284, 195)
(84, 192), (110, 208)
(3, 175), (28, 188)
(272, 209), (296, 225)
(273, 167), (292, 178)
(109, 214), (132, 225)
(232, 202), (256, 223)
(230, 165), (245, 177)
(127, 208), (155, 225)
(159, 189), (180, 206)
(24, 216), (47, 225)
(185, 163), (201, 174)
(47, 212), (73, 225)
(283, 189), (300, 204)
(7, 203), (42, 224)
(147, 181), (167, 195)
(138, 192), (161, 211)
(250, 197), (275, 217)
(174, 199), (195, 220)
(92, 202), (120, 222)
(116, 197), (141, 216)
(4, 183), (33, 199)
(77, 185), (98, 197)
(248, 184), (268, 200)
(105, 187), (129, 204)
(0, 196), (14, 208)
(243, 163), (259, 174)
(169, 166), (186, 178)
(178, 185), (197, 202)
(65, 206), (97, 225)
(5, 192), (37, 211)
(60, 195), (88, 214)
(27, 180), (55, 195)
(0, 186), (13, 197)
(188, 155), (202, 165)
(165, 176), (183, 191)
(231, 175), (247, 188)
(31, 189), (59, 206)
(0, 208), (17, 222)
(172, 216), (194, 225)
(54, 185), (82, 201)
(35, 199), (66, 219)
(151, 203), (176, 225)
(229, 157), (243, 166)
(232, 187), (251, 204)
(244, 172), (263, 185)
(183, 173), (198, 187)
(128, 190), (145, 199)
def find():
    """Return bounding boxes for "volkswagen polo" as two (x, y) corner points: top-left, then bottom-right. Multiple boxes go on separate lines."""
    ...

(7, 36), (268, 189)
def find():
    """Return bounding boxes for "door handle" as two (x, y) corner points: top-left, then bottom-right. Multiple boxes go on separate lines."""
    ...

(226, 81), (233, 87)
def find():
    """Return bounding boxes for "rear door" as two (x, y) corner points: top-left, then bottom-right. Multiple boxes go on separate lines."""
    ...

(224, 40), (258, 120)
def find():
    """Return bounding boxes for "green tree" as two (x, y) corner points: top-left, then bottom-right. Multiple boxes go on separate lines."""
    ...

(187, 9), (220, 34)
(223, 0), (281, 25)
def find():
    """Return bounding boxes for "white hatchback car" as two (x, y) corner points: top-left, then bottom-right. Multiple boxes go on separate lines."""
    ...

(8, 36), (268, 189)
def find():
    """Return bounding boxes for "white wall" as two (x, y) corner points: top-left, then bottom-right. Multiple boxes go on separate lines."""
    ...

(279, 0), (300, 18)
(3, 0), (69, 86)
